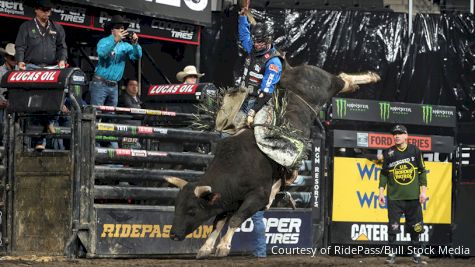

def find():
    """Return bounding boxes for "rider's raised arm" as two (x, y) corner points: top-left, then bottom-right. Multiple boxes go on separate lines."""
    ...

(238, 15), (253, 54)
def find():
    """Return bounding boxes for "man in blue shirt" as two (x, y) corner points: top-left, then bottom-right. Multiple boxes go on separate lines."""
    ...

(90, 15), (142, 107)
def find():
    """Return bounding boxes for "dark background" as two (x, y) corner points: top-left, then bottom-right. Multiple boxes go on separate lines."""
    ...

(200, 8), (475, 122)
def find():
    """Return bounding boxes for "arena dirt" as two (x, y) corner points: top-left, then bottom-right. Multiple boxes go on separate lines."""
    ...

(1, 255), (474, 267)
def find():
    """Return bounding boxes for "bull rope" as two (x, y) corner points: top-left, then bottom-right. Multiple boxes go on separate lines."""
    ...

(252, 90), (320, 132)
(287, 90), (320, 119)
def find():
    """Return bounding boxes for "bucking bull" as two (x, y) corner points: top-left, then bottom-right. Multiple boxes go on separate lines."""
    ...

(164, 59), (380, 258)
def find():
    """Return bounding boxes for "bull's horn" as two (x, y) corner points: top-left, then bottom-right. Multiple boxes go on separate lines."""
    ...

(194, 186), (212, 198)
(164, 176), (188, 189)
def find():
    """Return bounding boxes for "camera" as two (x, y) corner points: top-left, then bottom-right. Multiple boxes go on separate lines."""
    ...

(126, 32), (134, 39)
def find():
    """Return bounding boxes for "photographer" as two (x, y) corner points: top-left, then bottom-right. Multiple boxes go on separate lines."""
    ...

(90, 15), (142, 107)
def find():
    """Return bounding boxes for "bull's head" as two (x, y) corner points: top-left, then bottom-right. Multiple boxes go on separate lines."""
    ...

(165, 176), (222, 241)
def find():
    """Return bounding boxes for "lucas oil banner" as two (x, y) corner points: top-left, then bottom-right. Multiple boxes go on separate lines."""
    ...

(330, 157), (452, 245)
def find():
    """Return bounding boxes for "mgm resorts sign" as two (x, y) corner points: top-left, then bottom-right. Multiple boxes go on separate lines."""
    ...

(332, 98), (456, 128)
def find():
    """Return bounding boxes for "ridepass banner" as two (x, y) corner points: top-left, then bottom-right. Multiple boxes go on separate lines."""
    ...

(330, 157), (452, 245)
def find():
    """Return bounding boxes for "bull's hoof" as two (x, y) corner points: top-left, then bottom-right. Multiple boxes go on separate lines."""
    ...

(196, 248), (213, 259)
(215, 245), (231, 257)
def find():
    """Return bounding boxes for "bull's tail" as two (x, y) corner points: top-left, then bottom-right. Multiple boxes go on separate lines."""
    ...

(338, 71), (381, 93)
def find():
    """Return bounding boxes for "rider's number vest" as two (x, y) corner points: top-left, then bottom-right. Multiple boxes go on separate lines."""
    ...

(240, 49), (281, 96)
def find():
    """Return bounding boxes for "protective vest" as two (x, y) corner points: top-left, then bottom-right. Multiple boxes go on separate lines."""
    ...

(240, 49), (282, 96)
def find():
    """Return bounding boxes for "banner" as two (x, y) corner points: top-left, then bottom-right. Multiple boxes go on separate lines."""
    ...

(330, 222), (451, 245)
(63, 0), (211, 26)
(0, 0), (91, 28)
(332, 157), (452, 224)
(312, 138), (323, 217)
(231, 210), (313, 250)
(96, 207), (213, 255)
(95, 207), (312, 255)
(0, 0), (200, 45)
(145, 83), (217, 102)
(332, 98), (456, 128)
(93, 11), (200, 44)
(333, 130), (455, 153)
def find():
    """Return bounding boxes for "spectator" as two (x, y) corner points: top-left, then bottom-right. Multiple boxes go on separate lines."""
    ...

(118, 79), (141, 149)
(90, 15), (142, 107)
(14, 0), (67, 151)
(15, 0), (67, 70)
(176, 65), (204, 84)
(118, 79), (141, 110)
(0, 43), (16, 144)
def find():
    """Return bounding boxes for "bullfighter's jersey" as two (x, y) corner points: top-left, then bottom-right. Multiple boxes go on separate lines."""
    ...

(379, 144), (427, 200)
(238, 15), (282, 96)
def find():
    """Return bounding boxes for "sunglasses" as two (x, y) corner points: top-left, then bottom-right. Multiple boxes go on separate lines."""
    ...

(113, 25), (125, 30)
(6, 55), (16, 61)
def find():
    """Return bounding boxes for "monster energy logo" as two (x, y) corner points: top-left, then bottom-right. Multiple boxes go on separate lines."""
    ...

(96, 136), (118, 141)
(422, 105), (433, 124)
(73, 85), (81, 97)
(131, 126), (137, 135)
(107, 149), (115, 158)
(335, 99), (347, 117)
(379, 102), (390, 121)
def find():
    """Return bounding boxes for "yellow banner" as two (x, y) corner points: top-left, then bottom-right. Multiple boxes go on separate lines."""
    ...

(97, 123), (115, 131)
(332, 157), (452, 224)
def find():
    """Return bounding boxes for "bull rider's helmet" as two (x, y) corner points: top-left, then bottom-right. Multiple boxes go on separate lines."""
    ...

(251, 22), (273, 54)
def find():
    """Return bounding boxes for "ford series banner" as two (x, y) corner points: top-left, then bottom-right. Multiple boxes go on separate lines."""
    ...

(333, 130), (455, 153)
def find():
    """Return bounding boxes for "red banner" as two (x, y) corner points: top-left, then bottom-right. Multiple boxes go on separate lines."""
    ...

(148, 84), (199, 96)
(138, 126), (153, 134)
(115, 149), (132, 156)
(368, 133), (432, 151)
(7, 70), (60, 83)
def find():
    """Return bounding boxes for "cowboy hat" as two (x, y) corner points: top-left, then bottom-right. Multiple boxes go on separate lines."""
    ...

(176, 65), (204, 82)
(104, 15), (130, 33)
(0, 43), (15, 57)
(34, 0), (54, 9)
